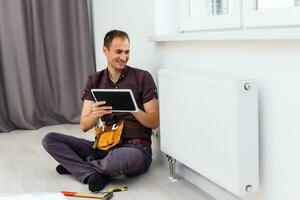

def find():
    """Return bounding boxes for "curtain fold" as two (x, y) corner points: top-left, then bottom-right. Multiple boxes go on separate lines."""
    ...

(0, 0), (95, 132)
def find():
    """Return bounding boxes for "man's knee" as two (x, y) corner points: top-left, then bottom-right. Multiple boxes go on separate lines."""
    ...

(42, 132), (62, 151)
(100, 147), (150, 176)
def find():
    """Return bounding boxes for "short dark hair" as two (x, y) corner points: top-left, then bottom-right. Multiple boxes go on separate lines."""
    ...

(103, 30), (130, 49)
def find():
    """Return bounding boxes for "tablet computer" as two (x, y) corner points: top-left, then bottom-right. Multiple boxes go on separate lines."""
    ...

(91, 89), (138, 112)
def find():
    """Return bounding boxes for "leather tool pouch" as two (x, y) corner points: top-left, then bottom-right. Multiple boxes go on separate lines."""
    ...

(93, 121), (124, 151)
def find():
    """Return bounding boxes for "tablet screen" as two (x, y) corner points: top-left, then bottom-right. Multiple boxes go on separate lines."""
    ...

(91, 89), (138, 112)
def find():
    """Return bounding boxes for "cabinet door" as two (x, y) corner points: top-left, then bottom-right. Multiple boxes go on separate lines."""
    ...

(180, 0), (241, 31)
(244, 0), (300, 27)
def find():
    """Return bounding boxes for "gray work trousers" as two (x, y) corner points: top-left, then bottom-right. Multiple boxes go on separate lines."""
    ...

(42, 132), (152, 183)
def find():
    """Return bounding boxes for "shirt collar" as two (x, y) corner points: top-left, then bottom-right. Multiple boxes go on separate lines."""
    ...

(105, 65), (129, 83)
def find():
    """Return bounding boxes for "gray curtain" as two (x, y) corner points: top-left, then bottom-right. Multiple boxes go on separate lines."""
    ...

(0, 0), (95, 132)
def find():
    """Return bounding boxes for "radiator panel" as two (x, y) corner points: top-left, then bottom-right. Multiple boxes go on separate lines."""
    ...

(158, 68), (259, 196)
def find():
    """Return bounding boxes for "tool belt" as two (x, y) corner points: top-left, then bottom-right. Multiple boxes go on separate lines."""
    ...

(122, 120), (151, 148)
(93, 120), (149, 151)
(93, 121), (124, 151)
(122, 138), (151, 148)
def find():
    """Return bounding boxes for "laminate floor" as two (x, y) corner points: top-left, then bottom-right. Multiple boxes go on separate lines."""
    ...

(0, 124), (213, 200)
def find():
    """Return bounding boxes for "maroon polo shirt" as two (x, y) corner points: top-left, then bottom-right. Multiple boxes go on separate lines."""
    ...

(81, 65), (158, 141)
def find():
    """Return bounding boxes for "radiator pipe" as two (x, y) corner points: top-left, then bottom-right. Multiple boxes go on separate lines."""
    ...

(166, 155), (177, 181)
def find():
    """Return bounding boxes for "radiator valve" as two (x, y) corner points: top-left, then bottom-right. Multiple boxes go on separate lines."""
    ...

(245, 185), (253, 192)
(244, 82), (251, 90)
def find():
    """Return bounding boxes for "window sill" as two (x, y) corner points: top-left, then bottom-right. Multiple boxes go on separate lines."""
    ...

(148, 28), (300, 42)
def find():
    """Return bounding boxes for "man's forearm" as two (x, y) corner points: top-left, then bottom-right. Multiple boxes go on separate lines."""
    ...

(132, 110), (159, 129)
(80, 114), (99, 132)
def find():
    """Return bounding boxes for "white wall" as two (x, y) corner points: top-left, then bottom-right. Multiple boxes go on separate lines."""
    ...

(156, 40), (300, 200)
(92, 0), (157, 77)
(92, 1), (300, 200)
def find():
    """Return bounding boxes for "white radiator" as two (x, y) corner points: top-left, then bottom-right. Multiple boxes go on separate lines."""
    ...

(158, 68), (259, 196)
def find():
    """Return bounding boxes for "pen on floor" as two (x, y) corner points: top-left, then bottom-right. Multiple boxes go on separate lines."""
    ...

(61, 191), (113, 200)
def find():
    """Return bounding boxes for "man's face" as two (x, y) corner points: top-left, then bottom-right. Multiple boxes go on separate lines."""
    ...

(103, 37), (130, 70)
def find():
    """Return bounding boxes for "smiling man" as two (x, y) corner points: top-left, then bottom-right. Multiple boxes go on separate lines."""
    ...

(42, 30), (159, 192)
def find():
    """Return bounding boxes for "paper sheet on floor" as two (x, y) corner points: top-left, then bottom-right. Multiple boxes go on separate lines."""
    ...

(0, 192), (67, 200)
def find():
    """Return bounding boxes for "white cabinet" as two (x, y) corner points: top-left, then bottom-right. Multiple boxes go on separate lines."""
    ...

(151, 0), (300, 41)
(180, 0), (241, 31)
(244, 0), (300, 27)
